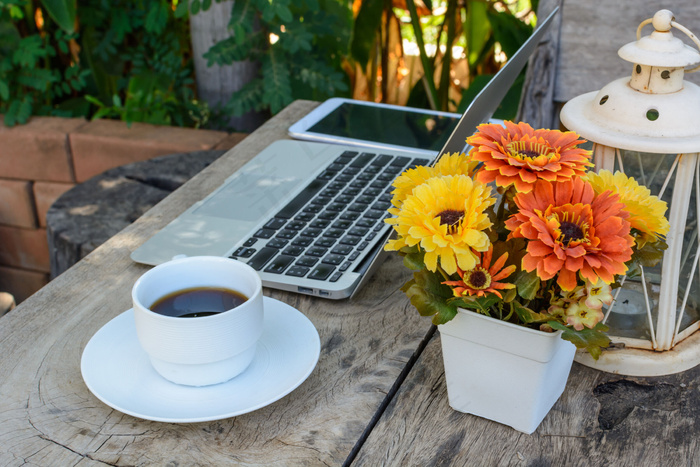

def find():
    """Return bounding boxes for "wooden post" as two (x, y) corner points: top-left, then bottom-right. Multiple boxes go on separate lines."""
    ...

(189, 1), (266, 132)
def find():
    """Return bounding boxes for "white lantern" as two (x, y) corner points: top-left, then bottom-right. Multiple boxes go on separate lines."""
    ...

(560, 10), (700, 376)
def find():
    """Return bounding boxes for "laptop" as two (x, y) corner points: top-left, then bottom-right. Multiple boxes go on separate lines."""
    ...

(130, 7), (558, 299)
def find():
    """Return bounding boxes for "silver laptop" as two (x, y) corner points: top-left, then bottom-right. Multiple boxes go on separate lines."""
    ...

(131, 7), (558, 299)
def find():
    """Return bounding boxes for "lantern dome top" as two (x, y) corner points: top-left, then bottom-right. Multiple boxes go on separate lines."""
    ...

(618, 10), (700, 68)
(560, 10), (700, 154)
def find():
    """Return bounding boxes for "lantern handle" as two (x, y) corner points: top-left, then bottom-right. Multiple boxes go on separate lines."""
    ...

(636, 11), (700, 73)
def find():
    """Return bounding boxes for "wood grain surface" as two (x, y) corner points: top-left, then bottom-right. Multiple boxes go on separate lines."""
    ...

(354, 332), (700, 466)
(0, 100), (433, 466)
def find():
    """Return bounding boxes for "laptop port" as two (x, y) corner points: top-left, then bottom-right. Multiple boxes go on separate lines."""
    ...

(298, 287), (313, 294)
(318, 290), (330, 296)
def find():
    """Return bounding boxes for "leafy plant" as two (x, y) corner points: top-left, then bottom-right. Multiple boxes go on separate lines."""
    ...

(179, 0), (352, 121)
(385, 121), (670, 358)
(1, 0), (208, 127)
(349, 0), (535, 118)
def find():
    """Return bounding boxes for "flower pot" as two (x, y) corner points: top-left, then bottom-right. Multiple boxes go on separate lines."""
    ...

(438, 308), (576, 434)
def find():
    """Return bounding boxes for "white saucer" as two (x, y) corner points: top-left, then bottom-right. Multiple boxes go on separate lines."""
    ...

(81, 296), (320, 423)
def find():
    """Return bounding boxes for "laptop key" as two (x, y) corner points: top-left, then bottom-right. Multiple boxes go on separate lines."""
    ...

(297, 256), (319, 267)
(267, 238), (288, 249)
(330, 271), (343, 282)
(295, 212), (315, 222)
(264, 255), (295, 274)
(277, 178), (326, 219)
(350, 153), (375, 168)
(347, 203), (368, 213)
(254, 228), (275, 239)
(315, 237), (336, 248)
(340, 261), (352, 271)
(340, 211), (360, 221)
(276, 229), (297, 239)
(286, 265), (310, 277)
(310, 219), (330, 229)
(307, 247), (327, 257)
(372, 154), (392, 166)
(248, 247), (278, 270)
(292, 236), (314, 247)
(331, 244), (353, 255)
(309, 263), (335, 280)
(232, 247), (256, 258)
(364, 209), (385, 219)
(322, 254), (344, 265)
(286, 220), (306, 230)
(282, 245), (305, 256)
(390, 156), (411, 167)
(349, 226), (369, 236)
(264, 218), (286, 230)
(340, 235), (362, 246)
(412, 158), (431, 166)
(318, 211), (338, 220)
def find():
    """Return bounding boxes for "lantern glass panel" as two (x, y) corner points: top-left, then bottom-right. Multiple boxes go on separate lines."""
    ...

(601, 150), (700, 341)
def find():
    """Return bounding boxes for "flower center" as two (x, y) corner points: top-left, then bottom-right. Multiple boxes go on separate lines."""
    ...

(507, 141), (553, 161)
(465, 267), (491, 290)
(436, 209), (465, 234)
(560, 221), (585, 244)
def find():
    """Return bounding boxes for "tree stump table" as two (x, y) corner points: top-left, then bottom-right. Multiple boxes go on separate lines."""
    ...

(46, 150), (225, 278)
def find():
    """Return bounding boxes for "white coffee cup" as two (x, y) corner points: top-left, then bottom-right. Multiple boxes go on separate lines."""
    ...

(132, 256), (264, 386)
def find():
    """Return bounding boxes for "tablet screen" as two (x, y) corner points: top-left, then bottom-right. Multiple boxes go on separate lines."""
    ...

(307, 103), (460, 152)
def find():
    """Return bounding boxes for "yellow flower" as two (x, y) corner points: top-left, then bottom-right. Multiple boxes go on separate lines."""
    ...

(385, 175), (494, 274)
(389, 153), (478, 209)
(583, 278), (613, 310)
(586, 170), (669, 245)
(565, 301), (605, 331)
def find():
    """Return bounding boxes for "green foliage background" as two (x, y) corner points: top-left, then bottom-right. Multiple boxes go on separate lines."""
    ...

(1, 0), (535, 129)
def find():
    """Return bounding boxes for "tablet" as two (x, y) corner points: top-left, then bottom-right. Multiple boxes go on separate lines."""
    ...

(288, 98), (463, 156)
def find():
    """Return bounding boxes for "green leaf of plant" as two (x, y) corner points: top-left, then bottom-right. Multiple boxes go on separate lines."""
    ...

(401, 279), (458, 325)
(514, 269), (540, 300)
(465, 0), (491, 68)
(403, 250), (425, 271)
(174, 0), (189, 18)
(632, 238), (668, 269)
(261, 47), (292, 114)
(486, 9), (533, 59)
(511, 301), (550, 324)
(190, 0), (201, 15)
(349, 0), (384, 66)
(0, 79), (9, 100)
(548, 321), (611, 360)
(40, 0), (77, 34)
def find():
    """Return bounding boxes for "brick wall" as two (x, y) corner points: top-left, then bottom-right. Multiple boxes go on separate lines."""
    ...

(0, 116), (243, 304)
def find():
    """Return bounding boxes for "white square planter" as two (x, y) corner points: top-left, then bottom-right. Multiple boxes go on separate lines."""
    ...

(438, 308), (576, 434)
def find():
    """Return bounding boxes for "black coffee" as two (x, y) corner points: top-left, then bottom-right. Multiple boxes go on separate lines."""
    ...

(150, 287), (248, 318)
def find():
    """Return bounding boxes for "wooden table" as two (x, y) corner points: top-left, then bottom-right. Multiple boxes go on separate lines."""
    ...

(2, 100), (699, 466)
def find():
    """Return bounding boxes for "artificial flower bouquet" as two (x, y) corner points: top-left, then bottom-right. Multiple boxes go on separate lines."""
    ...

(384, 121), (670, 358)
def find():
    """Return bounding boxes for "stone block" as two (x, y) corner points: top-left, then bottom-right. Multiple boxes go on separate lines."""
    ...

(0, 226), (50, 272)
(0, 265), (48, 304)
(34, 181), (75, 228)
(69, 119), (228, 182)
(0, 116), (86, 182)
(0, 179), (36, 228)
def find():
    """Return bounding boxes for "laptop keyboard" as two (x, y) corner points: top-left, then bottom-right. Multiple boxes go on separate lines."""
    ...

(229, 149), (430, 284)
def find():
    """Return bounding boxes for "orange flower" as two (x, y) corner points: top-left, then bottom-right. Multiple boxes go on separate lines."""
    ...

(442, 247), (516, 299)
(505, 178), (635, 291)
(466, 121), (593, 192)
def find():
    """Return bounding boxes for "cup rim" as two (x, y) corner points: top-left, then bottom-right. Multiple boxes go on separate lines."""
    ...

(132, 256), (262, 321)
